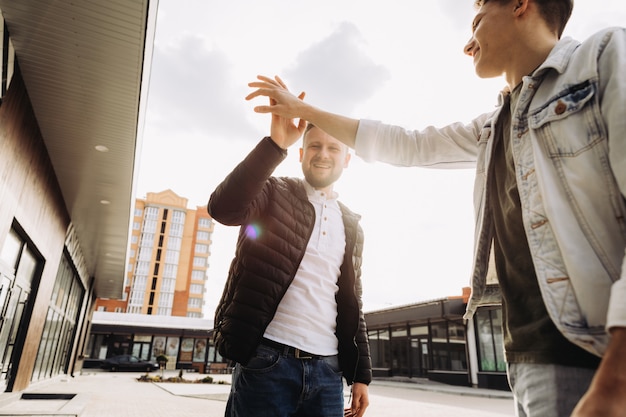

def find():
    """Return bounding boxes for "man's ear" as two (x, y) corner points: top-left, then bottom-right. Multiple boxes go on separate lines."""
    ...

(299, 147), (304, 162)
(343, 152), (351, 168)
(513, 0), (528, 16)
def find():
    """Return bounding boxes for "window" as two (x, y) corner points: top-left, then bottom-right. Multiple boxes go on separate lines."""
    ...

(135, 262), (150, 275)
(196, 231), (209, 241)
(137, 247), (151, 261)
(134, 208), (143, 217)
(191, 270), (205, 280)
(140, 233), (155, 247)
(193, 256), (206, 267)
(163, 264), (177, 279)
(187, 298), (202, 308)
(167, 237), (181, 250)
(172, 210), (186, 224)
(198, 218), (212, 228)
(475, 308), (506, 372)
(430, 320), (467, 371)
(367, 329), (390, 369)
(165, 250), (179, 264)
(145, 207), (158, 220)
(195, 244), (208, 254)
(33, 253), (84, 382)
(189, 284), (203, 294)
(160, 277), (175, 293)
(156, 306), (171, 316)
(142, 220), (157, 233)
(133, 222), (140, 230)
(128, 290), (145, 305)
(0, 15), (16, 102)
(132, 275), (147, 292)
(169, 223), (183, 237)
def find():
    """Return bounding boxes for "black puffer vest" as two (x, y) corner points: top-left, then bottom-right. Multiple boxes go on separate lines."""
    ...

(208, 137), (372, 385)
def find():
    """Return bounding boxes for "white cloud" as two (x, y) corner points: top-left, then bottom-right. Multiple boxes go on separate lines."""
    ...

(284, 22), (391, 114)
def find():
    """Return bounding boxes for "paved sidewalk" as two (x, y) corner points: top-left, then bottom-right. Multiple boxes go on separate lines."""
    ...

(0, 370), (513, 416)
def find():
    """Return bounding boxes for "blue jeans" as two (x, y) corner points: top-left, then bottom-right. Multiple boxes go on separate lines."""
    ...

(507, 362), (596, 417)
(225, 344), (344, 417)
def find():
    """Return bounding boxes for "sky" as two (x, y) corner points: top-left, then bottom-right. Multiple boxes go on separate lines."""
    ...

(137, 1), (626, 316)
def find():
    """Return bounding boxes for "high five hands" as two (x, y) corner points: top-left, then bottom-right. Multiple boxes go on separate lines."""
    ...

(246, 75), (308, 150)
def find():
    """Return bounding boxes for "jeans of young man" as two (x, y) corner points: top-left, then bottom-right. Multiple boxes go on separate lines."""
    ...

(225, 344), (344, 417)
(507, 362), (596, 417)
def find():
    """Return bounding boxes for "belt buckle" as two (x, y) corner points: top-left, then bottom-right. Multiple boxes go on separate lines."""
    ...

(294, 348), (312, 359)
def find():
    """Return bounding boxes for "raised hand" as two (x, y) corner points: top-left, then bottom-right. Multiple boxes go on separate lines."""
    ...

(247, 75), (311, 121)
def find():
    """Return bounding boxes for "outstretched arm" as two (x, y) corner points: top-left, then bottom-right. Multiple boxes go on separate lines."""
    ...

(247, 75), (360, 149)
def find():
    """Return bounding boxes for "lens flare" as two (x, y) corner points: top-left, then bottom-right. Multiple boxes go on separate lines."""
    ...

(245, 224), (261, 239)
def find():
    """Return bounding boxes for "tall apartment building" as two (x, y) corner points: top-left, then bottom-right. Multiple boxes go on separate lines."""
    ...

(96, 190), (214, 318)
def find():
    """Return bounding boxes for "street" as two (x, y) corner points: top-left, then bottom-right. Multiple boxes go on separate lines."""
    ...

(366, 380), (514, 417)
(0, 370), (515, 417)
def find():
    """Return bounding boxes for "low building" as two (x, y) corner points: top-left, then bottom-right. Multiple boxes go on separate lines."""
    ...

(84, 312), (226, 374)
(364, 287), (508, 391)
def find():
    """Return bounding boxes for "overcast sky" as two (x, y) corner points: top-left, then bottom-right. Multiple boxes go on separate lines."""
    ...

(137, 1), (626, 316)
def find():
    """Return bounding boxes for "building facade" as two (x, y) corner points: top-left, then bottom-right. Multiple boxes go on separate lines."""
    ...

(0, 0), (156, 392)
(95, 190), (214, 319)
(84, 312), (221, 374)
(364, 288), (508, 391)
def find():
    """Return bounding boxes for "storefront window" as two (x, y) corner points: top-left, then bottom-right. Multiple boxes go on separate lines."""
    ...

(430, 320), (468, 371)
(475, 308), (506, 372)
(367, 329), (390, 369)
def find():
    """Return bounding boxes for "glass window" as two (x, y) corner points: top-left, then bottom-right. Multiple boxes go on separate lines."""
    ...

(0, 16), (16, 99)
(140, 233), (155, 247)
(165, 250), (179, 264)
(0, 228), (21, 268)
(169, 223), (183, 237)
(195, 244), (208, 253)
(475, 308), (506, 372)
(145, 207), (158, 220)
(193, 256), (206, 267)
(142, 220), (157, 233)
(191, 270), (205, 280)
(188, 298), (202, 308)
(198, 218), (212, 228)
(33, 254), (84, 382)
(167, 237), (181, 250)
(172, 210), (186, 224)
(189, 284), (203, 294)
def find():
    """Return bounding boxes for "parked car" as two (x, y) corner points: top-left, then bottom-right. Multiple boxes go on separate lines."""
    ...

(101, 355), (160, 372)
